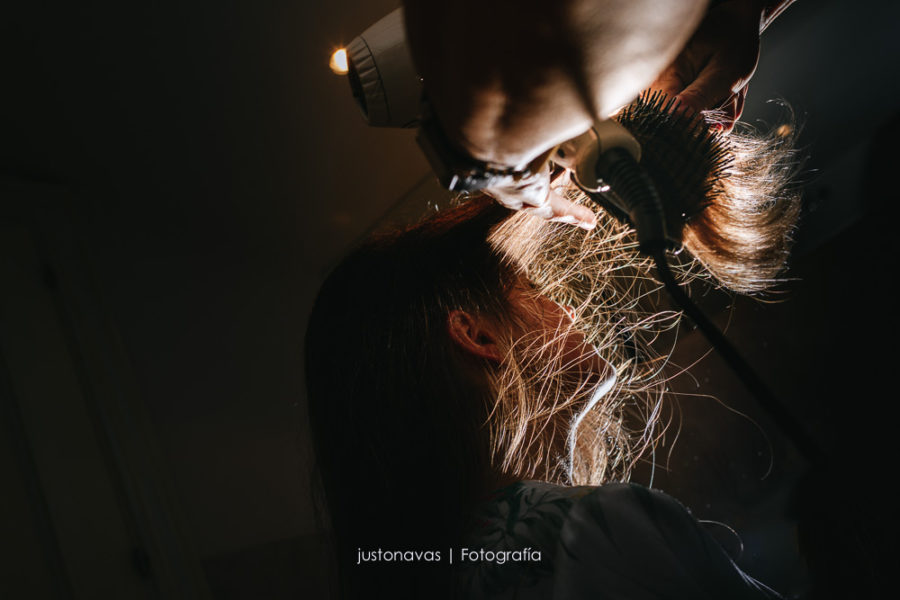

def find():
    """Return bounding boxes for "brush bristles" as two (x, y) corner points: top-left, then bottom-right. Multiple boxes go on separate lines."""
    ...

(616, 91), (801, 293)
(615, 90), (734, 234)
(481, 94), (801, 485)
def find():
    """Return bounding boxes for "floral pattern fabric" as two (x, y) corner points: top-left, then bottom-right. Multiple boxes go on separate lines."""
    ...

(457, 481), (781, 599)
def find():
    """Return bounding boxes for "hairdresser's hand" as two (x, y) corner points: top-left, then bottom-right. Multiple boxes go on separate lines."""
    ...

(650, 0), (795, 132)
(650, 0), (766, 132)
(482, 154), (597, 229)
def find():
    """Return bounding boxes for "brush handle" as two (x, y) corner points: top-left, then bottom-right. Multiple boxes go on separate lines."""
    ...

(593, 148), (673, 255)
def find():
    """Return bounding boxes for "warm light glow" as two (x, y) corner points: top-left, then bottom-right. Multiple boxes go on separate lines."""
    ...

(776, 124), (793, 138)
(329, 48), (349, 75)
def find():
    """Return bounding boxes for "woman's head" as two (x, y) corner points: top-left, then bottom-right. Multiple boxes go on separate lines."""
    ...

(305, 197), (633, 593)
(305, 100), (801, 596)
(451, 271), (620, 485)
(306, 198), (513, 537)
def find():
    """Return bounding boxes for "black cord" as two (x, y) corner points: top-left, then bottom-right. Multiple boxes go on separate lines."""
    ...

(651, 250), (825, 465)
(587, 147), (825, 466)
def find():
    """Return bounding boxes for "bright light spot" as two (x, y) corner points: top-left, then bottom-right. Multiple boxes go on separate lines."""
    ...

(330, 48), (349, 75)
(776, 124), (793, 138)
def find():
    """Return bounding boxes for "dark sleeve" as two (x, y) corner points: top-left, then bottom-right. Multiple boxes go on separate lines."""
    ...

(553, 483), (781, 600)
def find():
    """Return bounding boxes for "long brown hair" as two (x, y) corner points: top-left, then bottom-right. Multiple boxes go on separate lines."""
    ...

(305, 105), (800, 597)
(306, 200), (521, 597)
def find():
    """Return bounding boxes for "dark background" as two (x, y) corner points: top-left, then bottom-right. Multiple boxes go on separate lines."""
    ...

(1, 0), (898, 598)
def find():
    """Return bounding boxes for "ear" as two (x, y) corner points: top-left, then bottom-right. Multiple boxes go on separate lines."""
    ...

(446, 310), (504, 363)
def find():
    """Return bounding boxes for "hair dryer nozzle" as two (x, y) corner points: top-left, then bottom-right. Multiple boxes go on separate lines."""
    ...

(345, 8), (422, 128)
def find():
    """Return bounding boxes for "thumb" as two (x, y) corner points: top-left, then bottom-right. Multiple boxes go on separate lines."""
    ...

(650, 63), (690, 101)
(673, 65), (736, 115)
(714, 87), (748, 133)
(485, 166), (596, 230)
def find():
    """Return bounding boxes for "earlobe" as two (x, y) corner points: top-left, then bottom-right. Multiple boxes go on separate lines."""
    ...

(446, 310), (504, 363)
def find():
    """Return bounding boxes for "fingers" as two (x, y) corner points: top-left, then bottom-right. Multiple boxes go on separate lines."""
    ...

(484, 164), (551, 212)
(484, 166), (596, 230)
(521, 187), (597, 230)
(541, 189), (598, 230)
(672, 61), (737, 116)
(713, 87), (747, 133)
(649, 63), (689, 102)
(649, 59), (723, 122)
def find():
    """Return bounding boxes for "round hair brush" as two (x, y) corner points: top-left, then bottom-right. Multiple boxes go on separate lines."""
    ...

(563, 91), (821, 464)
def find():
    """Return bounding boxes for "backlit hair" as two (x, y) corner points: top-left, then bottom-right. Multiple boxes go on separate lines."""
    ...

(483, 102), (801, 486)
(305, 104), (800, 597)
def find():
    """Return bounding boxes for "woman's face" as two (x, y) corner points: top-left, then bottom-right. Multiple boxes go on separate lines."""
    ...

(506, 283), (615, 388)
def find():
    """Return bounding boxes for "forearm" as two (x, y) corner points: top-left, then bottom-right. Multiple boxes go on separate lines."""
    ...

(402, 0), (708, 167)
